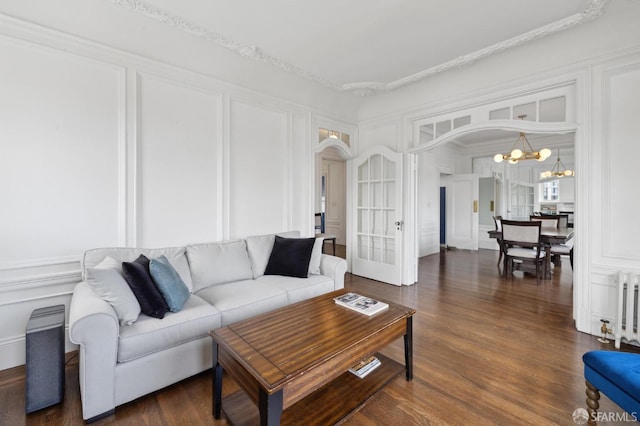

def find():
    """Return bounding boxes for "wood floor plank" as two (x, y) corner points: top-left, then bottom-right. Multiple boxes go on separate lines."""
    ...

(1, 247), (638, 425)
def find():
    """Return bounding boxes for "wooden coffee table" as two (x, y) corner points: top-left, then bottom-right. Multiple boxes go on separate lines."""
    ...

(210, 289), (415, 425)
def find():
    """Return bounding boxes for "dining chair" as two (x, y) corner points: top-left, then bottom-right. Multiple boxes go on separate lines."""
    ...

(530, 215), (559, 228)
(555, 214), (569, 228)
(314, 213), (323, 233)
(493, 216), (503, 266)
(550, 236), (574, 269)
(501, 220), (545, 284)
(533, 214), (571, 268)
(314, 212), (337, 255)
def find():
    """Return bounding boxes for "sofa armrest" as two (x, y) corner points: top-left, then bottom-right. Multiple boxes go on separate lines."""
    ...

(319, 254), (347, 290)
(69, 282), (119, 420)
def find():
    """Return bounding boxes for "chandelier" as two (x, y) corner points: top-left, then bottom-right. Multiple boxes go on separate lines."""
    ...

(540, 149), (575, 179)
(493, 115), (551, 164)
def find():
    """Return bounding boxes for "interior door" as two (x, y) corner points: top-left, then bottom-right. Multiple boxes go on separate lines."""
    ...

(446, 174), (479, 250)
(323, 159), (346, 244)
(352, 146), (403, 285)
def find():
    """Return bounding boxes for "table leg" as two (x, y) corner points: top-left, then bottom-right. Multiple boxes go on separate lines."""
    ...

(404, 316), (413, 381)
(332, 238), (336, 256)
(544, 244), (552, 280)
(258, 387), (283, 426)
(212, 343), (223, 419)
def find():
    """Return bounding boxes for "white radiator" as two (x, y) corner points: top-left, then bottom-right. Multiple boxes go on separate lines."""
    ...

(615, 272), (640, 349)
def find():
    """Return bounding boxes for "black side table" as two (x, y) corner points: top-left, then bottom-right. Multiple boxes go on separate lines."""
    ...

(25, 305), (65, 413)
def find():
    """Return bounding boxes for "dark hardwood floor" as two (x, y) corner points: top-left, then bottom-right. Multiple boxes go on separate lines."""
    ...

(1, 247), (638, 425)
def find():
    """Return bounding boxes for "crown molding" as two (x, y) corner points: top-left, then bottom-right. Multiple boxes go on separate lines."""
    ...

(109, 0), (610, 96)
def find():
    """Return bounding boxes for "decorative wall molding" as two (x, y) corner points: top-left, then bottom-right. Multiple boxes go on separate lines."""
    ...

(0, 272), (80, 295)
(599, 61), (640, 263)
(0, 256), (81, 289)
(384, 0), (609, 92)
(108, 0), (610, 96)
(108, 0), (340, 91)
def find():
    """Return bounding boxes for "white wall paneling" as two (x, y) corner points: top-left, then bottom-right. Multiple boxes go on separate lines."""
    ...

(581, 52), (640, 337)
(228, 99), (289, 238)
(0, 12), (347, 370)
(290, 113), (311, 236)
(0, 35), (125, 266)
(597, 61), (640, 263)
(136, 72), (223, 247)
(588, 270), (623, 337)
(359, 121), (400, 153)
(0, 30), (125, 370)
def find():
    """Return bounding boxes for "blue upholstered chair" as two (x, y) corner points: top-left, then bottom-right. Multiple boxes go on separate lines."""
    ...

(583, 350), (640, 422)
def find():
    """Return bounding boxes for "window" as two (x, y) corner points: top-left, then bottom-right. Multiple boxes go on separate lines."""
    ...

(319, 128), (350, 146)
(541, 180), (559, 201)
(510, 182), (534, 219)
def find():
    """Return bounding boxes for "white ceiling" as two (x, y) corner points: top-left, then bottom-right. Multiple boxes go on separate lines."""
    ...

(116, 0), (606, 95)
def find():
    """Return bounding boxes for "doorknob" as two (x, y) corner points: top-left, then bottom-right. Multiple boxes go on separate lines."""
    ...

(395, 221), (404, 231)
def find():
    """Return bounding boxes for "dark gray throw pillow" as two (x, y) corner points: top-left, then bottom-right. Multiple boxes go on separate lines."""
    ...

(122, 254), (169, 319)
(264, 236), (315, 278)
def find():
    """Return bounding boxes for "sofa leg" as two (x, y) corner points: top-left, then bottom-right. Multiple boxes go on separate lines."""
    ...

(585, 380), (600, 425)
(86, 408), (115, 423)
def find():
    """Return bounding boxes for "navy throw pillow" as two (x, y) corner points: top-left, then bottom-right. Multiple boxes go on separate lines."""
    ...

(264, 236), (315, 278)
(122, 254), (169, 319)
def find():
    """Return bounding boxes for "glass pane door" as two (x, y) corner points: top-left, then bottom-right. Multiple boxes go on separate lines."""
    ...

(352, 147), (402, 285)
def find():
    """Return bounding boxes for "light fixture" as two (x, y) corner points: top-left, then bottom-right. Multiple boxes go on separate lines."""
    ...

(493, 115), (552, 163)
(540, 149), (575, 179)
(329, 130), (340, 139)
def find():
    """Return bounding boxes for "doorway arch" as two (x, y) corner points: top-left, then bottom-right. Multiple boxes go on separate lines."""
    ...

(408, 119), (577, 255)
(407, 118), (579, 315)
(314, 138), (355, 266)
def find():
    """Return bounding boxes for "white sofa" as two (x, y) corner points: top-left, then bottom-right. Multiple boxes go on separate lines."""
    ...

(69, 232), (347, 421)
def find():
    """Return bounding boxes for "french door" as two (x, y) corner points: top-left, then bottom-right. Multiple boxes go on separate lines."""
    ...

(352, 146), (403, 285)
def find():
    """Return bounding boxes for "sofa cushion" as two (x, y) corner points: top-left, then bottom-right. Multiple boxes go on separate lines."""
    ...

(257, 274), (335, 304)
(264, 236), (315, 278)
(149, 255), (190, 312)
(122, 255), (169, 319)
(86, 256), (141, 326)
(195, 280), (288, 326)
(246, 231), (300, 278)
(117, 295), (221, 363)
(187, 240), (254, 292)
(83, 246), (193, 292)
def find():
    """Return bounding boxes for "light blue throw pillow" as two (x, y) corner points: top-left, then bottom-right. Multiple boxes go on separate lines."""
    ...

(149, 255), (190, 312)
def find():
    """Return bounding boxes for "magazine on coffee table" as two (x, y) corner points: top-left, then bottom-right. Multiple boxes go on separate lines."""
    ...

(348, 355), (381, 379)
(334, 292), (389, 316)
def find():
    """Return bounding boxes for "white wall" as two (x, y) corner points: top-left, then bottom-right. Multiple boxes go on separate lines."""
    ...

(587, 51), (640, 336)
(355, 0), (640, 337)
(0, 5), (358, 369)
(357, 1), (640, 122)
(0, 0), (362, 119)
(3, 0), (640, 371)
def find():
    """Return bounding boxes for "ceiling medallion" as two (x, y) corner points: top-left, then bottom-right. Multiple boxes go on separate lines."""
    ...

(109, 0), (610, 96)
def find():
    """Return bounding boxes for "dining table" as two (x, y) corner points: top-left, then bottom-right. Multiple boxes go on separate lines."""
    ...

(488, 226), (574, 280)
